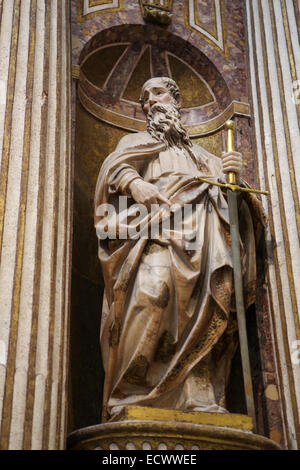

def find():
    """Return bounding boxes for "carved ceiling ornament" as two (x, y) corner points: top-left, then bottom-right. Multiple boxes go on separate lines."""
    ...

(139, 0), (174, 25)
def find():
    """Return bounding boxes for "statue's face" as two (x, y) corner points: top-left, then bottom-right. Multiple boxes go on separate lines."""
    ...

(141, 79), (173, 115)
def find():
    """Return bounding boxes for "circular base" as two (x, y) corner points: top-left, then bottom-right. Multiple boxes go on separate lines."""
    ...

(67, 420), (282, 451)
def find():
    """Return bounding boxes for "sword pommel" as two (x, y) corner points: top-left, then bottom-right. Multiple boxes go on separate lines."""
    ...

(224, 120), (236, 132)
(194, 120), (269, 196)
(224, 120), (236, 185)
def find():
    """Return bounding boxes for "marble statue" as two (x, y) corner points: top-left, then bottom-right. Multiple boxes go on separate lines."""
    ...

(94, 77), (264, 422)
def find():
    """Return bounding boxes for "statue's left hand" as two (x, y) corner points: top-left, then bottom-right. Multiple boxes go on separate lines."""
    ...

(221, 150), (243, 181)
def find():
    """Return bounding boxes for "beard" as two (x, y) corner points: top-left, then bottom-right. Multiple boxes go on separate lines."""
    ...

(146, 102), (192, 149)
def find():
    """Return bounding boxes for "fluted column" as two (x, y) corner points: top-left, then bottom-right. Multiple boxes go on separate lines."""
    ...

(0, 0), (72, 450)
(246, 0), (300, 450)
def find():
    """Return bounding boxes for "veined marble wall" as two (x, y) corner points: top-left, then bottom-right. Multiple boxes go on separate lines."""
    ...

(70, 0), (285, 448)
(0, 0), (72, 450)
(0, 0), (299, 450)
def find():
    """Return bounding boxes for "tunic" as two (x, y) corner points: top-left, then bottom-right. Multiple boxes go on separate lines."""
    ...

(94, 131), (264, 421)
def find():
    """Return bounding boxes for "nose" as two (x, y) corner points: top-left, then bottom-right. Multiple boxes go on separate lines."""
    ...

(148, 92), (157, 106)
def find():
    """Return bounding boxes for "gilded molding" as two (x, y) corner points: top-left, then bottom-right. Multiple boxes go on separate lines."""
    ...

(117, 406), (253, 430)
(78, 84), (250, 136)
(67, 419), (281, 450)
(77, 0), (124, 23)
(187, 101), (250, 137)
(184, 0), (227, 57)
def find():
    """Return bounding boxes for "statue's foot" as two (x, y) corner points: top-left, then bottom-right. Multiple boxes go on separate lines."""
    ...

(108, 405), (125, 421)
(192, 404), (229, 413)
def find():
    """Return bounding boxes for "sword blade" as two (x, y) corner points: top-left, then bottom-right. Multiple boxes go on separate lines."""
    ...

(227, 189), (257, 433)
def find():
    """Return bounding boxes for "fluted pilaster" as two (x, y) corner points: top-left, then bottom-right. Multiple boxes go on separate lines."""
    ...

(0, 0), (72, 450)
(246, 0), (300, 450)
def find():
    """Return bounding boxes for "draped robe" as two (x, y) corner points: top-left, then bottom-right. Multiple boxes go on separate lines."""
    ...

(94, 131), (264, 421)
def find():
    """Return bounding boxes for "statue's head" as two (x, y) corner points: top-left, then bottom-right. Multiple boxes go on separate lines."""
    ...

(139, 77), (181, 115)
(139, 76), (190, 148)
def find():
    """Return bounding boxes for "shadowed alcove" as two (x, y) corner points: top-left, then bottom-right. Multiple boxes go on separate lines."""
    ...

(68, 24), (261, 433)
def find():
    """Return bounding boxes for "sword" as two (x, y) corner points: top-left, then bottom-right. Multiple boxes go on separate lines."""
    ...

(194, 120), (269, 433)
(224, 120), (257, 433)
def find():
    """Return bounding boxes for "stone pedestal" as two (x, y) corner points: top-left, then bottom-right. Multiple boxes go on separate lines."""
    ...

(67, 406), (281, 450)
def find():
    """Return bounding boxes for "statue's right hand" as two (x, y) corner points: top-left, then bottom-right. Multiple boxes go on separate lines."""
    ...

(129, 179), (171, 208)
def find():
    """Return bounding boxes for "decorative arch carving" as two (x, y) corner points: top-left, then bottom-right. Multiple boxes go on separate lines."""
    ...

(77, 25), (249, 136)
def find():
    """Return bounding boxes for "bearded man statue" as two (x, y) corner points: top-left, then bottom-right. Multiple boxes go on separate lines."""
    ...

(94, 77), (264, 422)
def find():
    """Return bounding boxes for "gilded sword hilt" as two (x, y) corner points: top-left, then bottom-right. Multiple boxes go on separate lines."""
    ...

(224, 119), (237, 185)
(194, 119), (269, 197)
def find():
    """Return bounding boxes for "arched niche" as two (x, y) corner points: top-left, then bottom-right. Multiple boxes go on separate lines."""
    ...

(68, 24), (253, 432)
